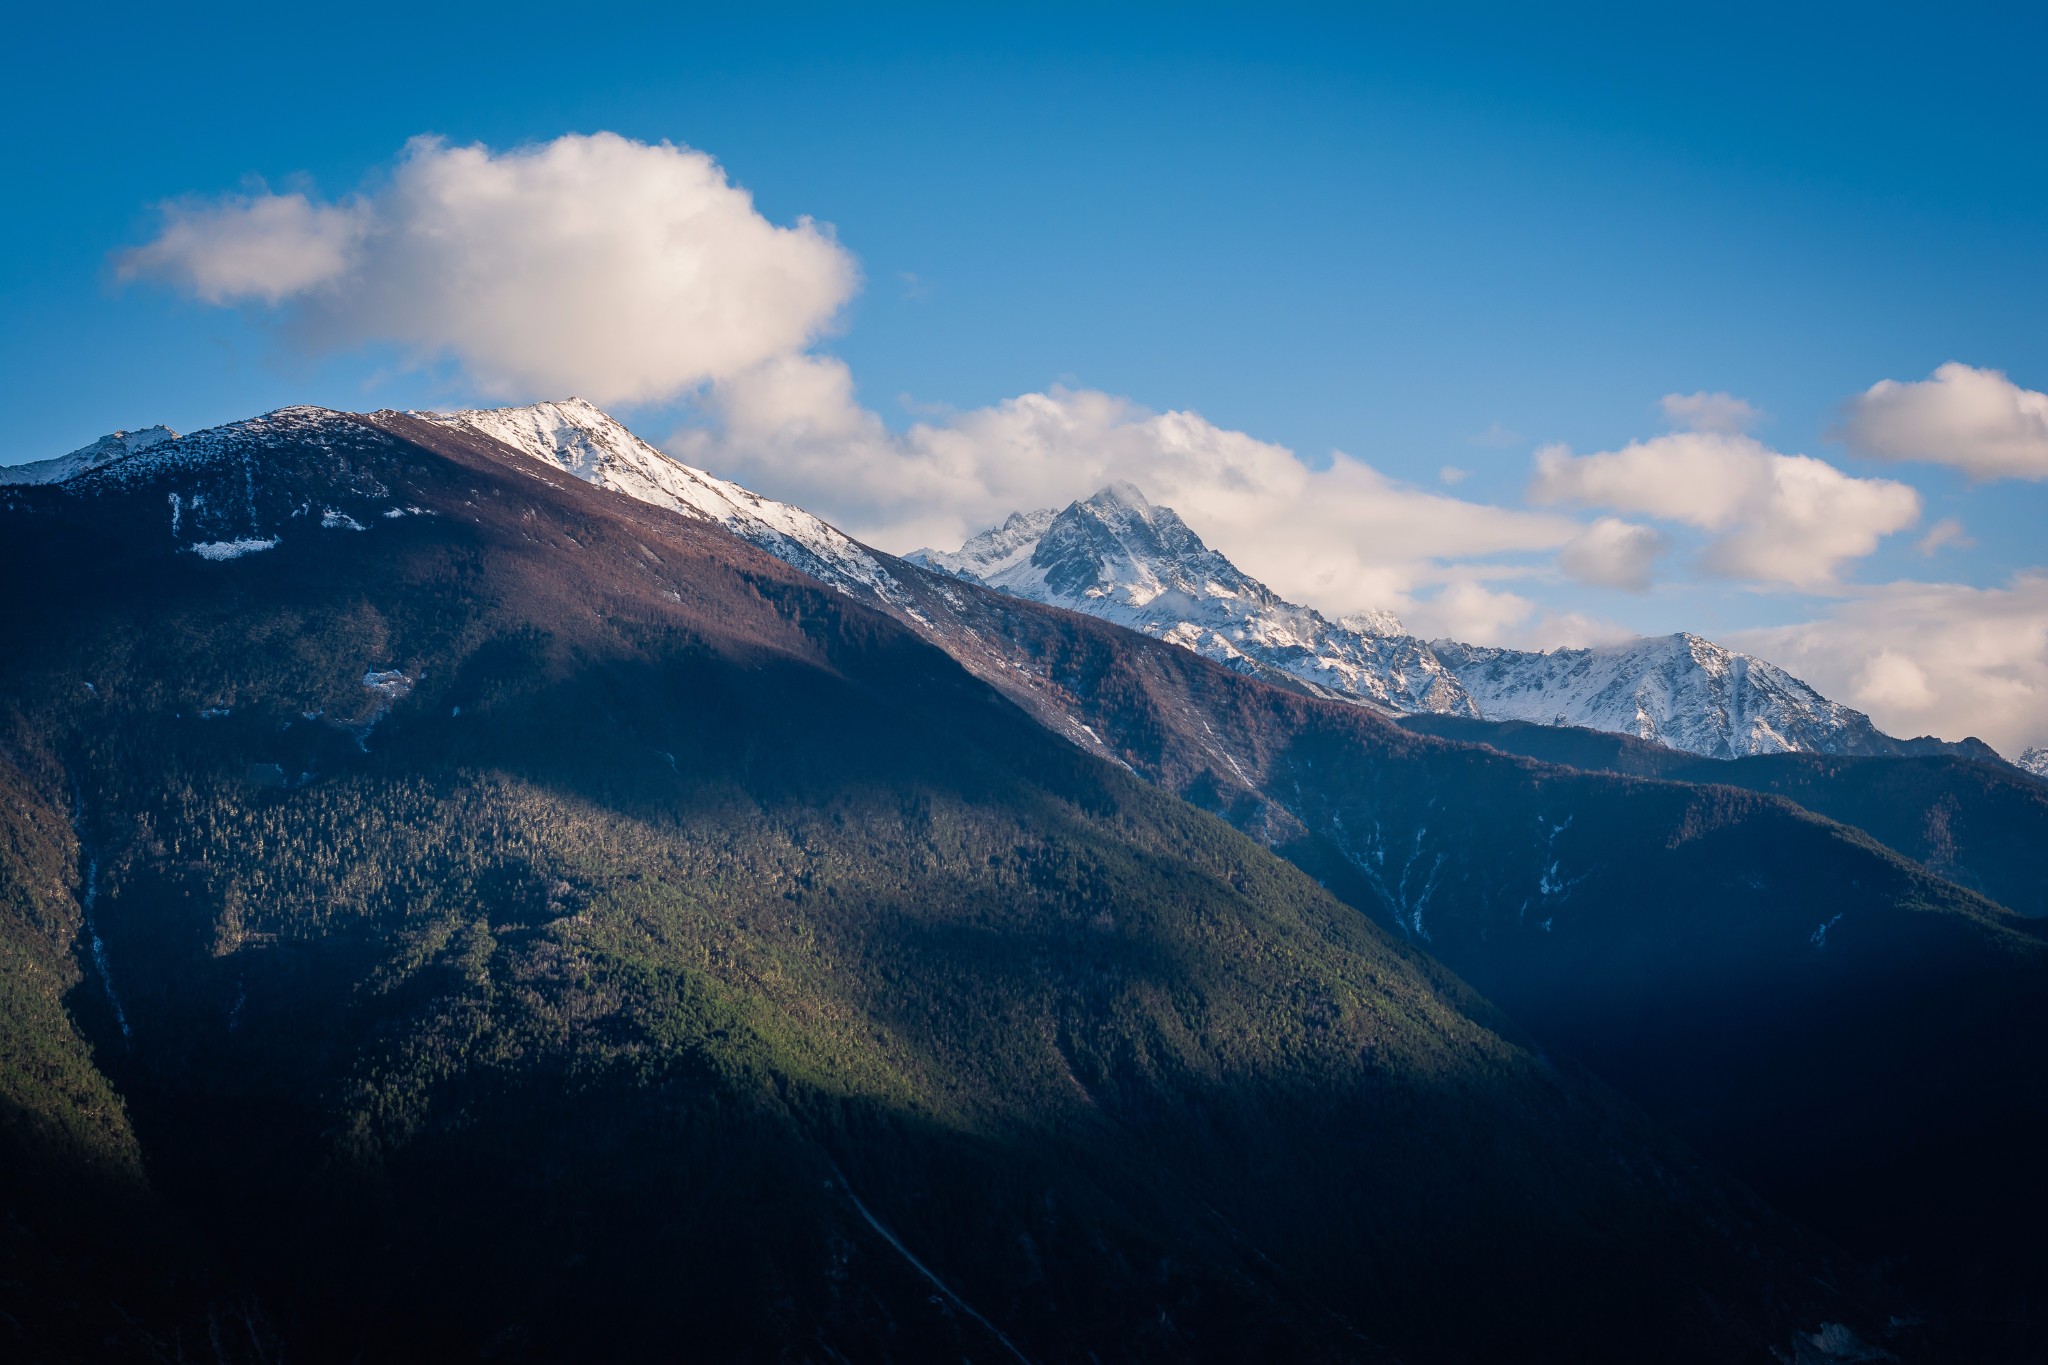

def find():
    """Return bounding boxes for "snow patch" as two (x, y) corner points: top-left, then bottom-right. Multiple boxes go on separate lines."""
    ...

(363, 669), (413, 699)
(190, 536), (279, 560)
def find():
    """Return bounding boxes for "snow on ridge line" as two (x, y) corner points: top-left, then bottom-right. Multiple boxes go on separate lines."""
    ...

(916, 483), (1964, 762)
(0, 425), (181, 487)
(411, 399), (915, 610)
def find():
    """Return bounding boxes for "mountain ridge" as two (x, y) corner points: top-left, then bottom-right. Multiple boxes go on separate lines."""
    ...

(915, 481), (2002, 765)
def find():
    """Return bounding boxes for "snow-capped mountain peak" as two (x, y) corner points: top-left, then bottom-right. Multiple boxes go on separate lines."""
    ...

(913, 483), (1475, 715)
(412, 399), (914, 611)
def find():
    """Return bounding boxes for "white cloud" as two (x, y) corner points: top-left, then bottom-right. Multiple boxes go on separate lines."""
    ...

(1558, 516), (1667, 590)
(1734, 572), (2048, 757)
(117, 133), (857, 406)
(672, 362), (1582, 625)
(1658, 390), (1763, 434)
(1836, 362), (2048, 480)
(1439, 464), (1469, 484)
(117, 190), (368, 305)
(1529, 431), (1921, 588)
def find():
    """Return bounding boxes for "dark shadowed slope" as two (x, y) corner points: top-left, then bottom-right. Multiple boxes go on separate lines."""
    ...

(0, 408), (1881, 1363)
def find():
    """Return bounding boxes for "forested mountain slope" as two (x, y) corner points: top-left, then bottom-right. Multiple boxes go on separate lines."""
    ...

(0, 408), (1882, 1363)
(1399, 713), (2048, 917)
(389, 407), (2048, 1357)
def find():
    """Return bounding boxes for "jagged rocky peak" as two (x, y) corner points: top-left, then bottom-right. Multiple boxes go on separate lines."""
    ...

(919, 481), (1479, 717)
(1, 424), (180, 486)
(1028, 481), (1269, 605)
(2017, 746), (2048, 779)
(1339, 608), (1407, 637)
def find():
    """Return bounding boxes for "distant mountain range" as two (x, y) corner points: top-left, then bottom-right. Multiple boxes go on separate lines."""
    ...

(910, 481), (2004, 764)
(5, 399), (2046, 1361)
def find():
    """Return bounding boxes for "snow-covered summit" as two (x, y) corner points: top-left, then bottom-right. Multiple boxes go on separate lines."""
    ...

(911, 483), (1474, 714)
(412, 399), (914, 611)
(2017, 747), (2048, 780)
(1, 425), (178, 486)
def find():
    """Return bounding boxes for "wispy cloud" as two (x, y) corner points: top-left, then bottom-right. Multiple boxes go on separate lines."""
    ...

(1916, 517), (1974, 555)
(1658, 390), (1763, 434)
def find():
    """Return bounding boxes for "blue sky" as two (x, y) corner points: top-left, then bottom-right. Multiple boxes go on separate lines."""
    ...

(5, 3), (2046, 750)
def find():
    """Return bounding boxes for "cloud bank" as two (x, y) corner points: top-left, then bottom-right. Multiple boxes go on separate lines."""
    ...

(1837, 362), (2048, 480)
(1735, 573), (2048, 756)
(1529, 430), (1921, 588)
(119, 133), (857, 405)
(676, 363), (1583, 640)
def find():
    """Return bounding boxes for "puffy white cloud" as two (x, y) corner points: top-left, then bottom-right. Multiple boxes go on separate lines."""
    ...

(1557, 516), (1667, 590)
(1836, 362), (2048, 480)
(672, 361), (1582, 625)
(1734, 572), (2048, 757)
(116, 191), (367, 305)
(117, 133), (857, 406)
(1529, 431), (1921, 588)
(1658, 390), (1762, 434)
